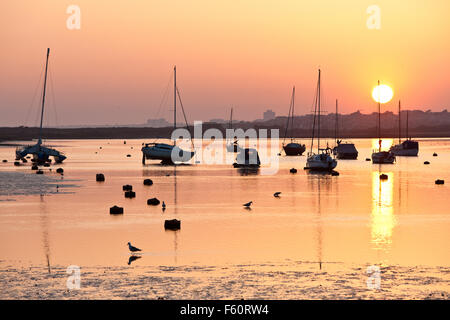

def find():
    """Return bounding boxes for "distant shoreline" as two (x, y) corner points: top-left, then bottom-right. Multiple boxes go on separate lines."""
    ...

(1, 125), (450, 145)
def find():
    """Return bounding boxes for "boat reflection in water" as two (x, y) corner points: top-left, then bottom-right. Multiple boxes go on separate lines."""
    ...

(371, 171), (397, 255)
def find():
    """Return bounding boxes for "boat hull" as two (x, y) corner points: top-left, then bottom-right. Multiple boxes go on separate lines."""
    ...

(333, 143), (358, 159)
(283, 143), (306, 156)
(142, 143), (194, 164)
(390, 140), (419, 156)
(336, 153), (358, 160)
(304, 153), (337, 171)
(372, 151), (396, 164)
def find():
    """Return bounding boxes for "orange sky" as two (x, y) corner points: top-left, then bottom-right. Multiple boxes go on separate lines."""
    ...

(1, 0), (449, 126)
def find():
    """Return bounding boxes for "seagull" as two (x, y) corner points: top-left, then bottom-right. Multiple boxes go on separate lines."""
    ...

(162, 201), (166, 211)
(274, 192), (281, 197)
(243, 201), (253, 208)
(127, 242), (142, 253)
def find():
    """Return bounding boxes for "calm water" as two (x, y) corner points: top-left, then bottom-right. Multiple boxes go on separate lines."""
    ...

(0, 138), (449, 298)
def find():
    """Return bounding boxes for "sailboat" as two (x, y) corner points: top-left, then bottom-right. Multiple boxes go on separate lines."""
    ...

(332, 99), (358, 159)
(371, 80), (396, 164)
(304, 69), (337, 171)
(15, 48), (66, 164)
(226, 107), (241, 153)
(141, 66), (195, 165)
(389, 101), (419, 156)
(282, 86), (306, 156)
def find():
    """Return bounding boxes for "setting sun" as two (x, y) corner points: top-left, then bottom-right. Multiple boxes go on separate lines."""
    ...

(372, 84), (394, 104)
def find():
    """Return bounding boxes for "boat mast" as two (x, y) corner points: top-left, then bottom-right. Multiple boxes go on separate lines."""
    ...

(317, 69), (321, 154)
(377, 80), (381, 152)
(398, 100), (401, 144)
(38, 48), (50, 146)
(291, 86), (295, 141)
(173, 65), (177, 146)
(406, 109), (409, 140)
(229, 107), (233, 130)
(335, 99), (338, 146)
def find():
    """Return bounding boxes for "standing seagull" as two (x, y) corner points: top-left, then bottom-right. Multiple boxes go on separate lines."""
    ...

(127, 242), (142, 253)
(243, 201), (253, 208)
(162, 201), (166, 211)
(273, 192), (281, 197)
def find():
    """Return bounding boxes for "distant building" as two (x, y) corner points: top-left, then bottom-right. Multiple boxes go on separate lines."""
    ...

(263, 109), (276, 121)
(209, 118), (227, 124)
(146, 118), (170, 128)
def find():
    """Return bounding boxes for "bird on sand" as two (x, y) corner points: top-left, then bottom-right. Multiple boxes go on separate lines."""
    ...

(273, 192), (281, 197)
(162, 201), (166, 211)
(243, 201), (253, 208)
(127, 242), (142, 253)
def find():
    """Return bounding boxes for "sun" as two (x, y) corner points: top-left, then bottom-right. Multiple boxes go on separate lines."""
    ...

(372, 84), (393, 104)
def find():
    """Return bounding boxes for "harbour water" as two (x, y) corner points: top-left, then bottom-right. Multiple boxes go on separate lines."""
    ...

(0, 138), (449, 299)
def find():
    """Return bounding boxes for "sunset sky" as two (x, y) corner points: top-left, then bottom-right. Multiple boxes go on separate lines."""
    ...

(1, 0), (449, 126)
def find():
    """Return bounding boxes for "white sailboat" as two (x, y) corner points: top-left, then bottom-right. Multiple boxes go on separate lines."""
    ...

(371, 80), (396, 164)
(389, 101), (419, 156)
(304, 69), (337, 171)
(15, 48), (66, 164)
(141, 66), (195, 165)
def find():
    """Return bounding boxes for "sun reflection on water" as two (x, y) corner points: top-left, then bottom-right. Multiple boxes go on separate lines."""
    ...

(371, 171), (397, 252)
(371, 138), (393, 151)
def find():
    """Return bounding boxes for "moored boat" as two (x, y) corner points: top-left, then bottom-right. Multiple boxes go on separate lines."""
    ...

(304, 69), (338, 172)
(142, 66), (195, 165)
(389, 101), (419, 156)
(282, 86), (306, 156)
(15, 48), (67, 164)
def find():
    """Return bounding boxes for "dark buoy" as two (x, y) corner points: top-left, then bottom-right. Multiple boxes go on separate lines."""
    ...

(96, 173), (105, 182)
(36, 169), (44, 174)
(164, 219), (181, 230)
(147, 198), (160, 205)
(56, 168), (64, 174)
(31, 165), (38, 170)
(435, 179), (444, 185)
(424, 161), (430, 165)
(331, 171), (339, 176)
(380, 173), (388, 180)
(14, 161), (20, 166)
(433, 153), (438, 157)
(122, 184), (133, 191)
(124, 191), (136, 198)
(143, 179), (153, 186)
(290, 168), (297, 174)
(126, 154), (131, 157)
(110, 205), (124, 214)
(366, 158), (371, 161)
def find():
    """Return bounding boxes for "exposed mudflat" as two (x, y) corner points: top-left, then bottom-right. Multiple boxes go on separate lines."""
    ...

(0, 261), (448, 300)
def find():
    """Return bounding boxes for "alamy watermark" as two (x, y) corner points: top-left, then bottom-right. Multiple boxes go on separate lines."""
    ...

(145, 121), (281, 175)
(366, 265), (381, 290)
(66, 5), (81, 30)
(366, 5), (381, 30)
(66, 265), (81, 290)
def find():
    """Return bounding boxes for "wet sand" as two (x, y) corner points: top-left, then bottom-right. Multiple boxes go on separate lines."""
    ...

(0, 261), (448, 300)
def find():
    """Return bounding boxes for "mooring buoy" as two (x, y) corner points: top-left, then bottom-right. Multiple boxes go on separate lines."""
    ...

(147, 198), (160, 205)
(110, 205), (124, 214)
(164, 219), (181, 230)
